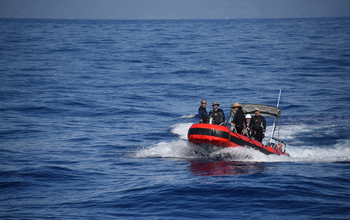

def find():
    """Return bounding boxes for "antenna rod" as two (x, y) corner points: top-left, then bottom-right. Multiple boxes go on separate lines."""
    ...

(276, 89), (282, 108)
(270, 89), (282, 139)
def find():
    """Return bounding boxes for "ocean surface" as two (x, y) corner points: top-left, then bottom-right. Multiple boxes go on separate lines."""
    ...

(1, 17), (350, 219)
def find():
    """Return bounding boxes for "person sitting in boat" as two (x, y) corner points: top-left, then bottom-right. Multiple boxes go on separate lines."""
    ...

(243, 114), (251, 137)
(230, 102), (245, 134)
(209, 102), (225, 125)
(198, 99), (209, 123)
(249, 108), (266, 142)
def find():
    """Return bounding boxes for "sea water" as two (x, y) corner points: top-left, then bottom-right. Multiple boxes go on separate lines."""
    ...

(1, 18), (350, 219)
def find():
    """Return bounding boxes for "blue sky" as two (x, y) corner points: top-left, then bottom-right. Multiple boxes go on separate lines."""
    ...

(1, 0), (350, 19)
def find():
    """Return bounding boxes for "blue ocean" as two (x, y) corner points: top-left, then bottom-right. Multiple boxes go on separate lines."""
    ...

(1, 18), (350, 219)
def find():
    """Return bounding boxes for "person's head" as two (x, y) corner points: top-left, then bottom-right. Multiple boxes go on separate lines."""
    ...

(231, 102), (242, 111)
(246, 114), (251, 121)
(201, 99), (207, 107)
(255, 108), (260, 116)
(212, 102), (219, 109)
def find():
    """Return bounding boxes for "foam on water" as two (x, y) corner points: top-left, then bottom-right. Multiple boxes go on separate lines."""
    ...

(170, 122), (193, 140)
(134, 122), (350, 163)
(180, 114), (196, 119)
(287, 140), (350, 162)
(134, 139), (193, 158)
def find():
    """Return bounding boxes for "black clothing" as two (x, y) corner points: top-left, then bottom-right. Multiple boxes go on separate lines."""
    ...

(252, 130), (264, 142)
(236, 127), (244, 135)
(232, 108), (246, 134)
(198, 106), (209, 123)
(249, 115), (266, 142)
(209, 109), (225, 125)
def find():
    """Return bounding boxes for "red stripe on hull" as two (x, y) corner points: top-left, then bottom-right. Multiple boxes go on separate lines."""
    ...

(189, 134), (229, 147)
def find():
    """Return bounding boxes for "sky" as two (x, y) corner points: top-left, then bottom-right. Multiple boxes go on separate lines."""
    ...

(0, 0), (350, 20)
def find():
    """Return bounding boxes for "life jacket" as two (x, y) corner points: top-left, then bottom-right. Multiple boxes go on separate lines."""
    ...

(276, 143), (283, 151)
(252, 116), (262, 131)
(210, 111), (223, 125)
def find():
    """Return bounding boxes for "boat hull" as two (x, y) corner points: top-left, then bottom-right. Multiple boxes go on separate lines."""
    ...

(188, 123), (290, 157)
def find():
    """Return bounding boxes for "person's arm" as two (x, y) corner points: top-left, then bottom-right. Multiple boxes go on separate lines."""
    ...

(231, 114), (235, 126)
(198, 109), (209, 121)
(262, 117), (266, 131)
(249, 117), (253, 129)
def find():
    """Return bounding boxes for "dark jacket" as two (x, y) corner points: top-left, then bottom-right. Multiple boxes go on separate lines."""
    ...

(249, 115), (266, 132)
(209, 109), (225, 125)
(232, 108), (245, 128)
(198, 106), (209, 123)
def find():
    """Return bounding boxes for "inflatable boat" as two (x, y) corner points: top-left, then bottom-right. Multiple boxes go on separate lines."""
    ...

(188, 103), (290, 157)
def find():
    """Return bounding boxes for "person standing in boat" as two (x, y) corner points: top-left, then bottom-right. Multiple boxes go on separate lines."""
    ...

(209, 102), (225, 125)
(243, 114), (252, 136)
(230, 103), (245, 134)
(249, 108), (266, 142)
(198, 99), (209, 123)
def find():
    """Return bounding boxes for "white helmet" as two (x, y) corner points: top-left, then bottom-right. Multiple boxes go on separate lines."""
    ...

(245, 114), (251, 119)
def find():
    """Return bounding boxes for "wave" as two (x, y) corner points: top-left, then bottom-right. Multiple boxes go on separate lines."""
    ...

(287, 140), (350, 162)
(133, 123), (350, 163)
(180, 114), (196, 119)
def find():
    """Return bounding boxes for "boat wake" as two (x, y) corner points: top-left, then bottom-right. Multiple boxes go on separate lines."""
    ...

(133, 122), (350, 163)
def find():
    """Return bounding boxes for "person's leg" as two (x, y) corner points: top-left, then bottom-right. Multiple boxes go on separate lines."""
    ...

(236, 127), (243, 134)
(256, 131), (263, 142)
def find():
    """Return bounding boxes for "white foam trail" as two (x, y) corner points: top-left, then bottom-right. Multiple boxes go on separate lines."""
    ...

(134, 139), (196, 158)
(180, 114), (196, 119)
(263, 124), (311, 142)
(170, 123), (193, 140)
(286, 140), (350, 162)
(134, 123), (350, 163)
